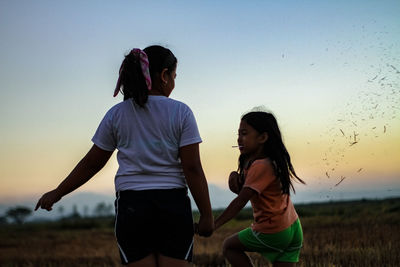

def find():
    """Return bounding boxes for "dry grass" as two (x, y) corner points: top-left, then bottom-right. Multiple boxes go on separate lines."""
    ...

(193, 212), (400, 266)
(1, 199), (399, 266)
(0, 228), (119, 266)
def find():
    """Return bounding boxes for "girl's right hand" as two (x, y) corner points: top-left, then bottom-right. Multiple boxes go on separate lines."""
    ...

(35, 189), (62, 211)
(228, 171), (242, 194)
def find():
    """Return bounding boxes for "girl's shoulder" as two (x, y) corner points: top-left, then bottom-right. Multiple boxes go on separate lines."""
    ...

(251, 158), (273, 168)
(104, 99), (132, 116)
(148, 96), (192, 110)
(244, 158), (276, 182)
(248, 158), (277, 176)
(162, 97), (192, 110)
(108, 99), (132, 110)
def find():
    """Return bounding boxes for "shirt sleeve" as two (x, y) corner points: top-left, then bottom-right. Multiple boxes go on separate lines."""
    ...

(179, 106), (202, 147)
(243, 161), (276, 194)
(91, 109), (117, 152)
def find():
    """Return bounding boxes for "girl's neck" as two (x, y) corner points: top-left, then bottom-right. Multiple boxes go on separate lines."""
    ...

(249, 147), (267, 162)
(148, 86), (170, 97)
(148, 90), (164, 96)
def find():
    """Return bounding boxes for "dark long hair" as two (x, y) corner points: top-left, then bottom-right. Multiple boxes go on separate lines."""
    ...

(118, 45), (177, 107)
(239, 111), (305, 195)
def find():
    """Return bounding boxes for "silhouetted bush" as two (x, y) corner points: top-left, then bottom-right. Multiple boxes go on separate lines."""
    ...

(6, 206), (32, 224)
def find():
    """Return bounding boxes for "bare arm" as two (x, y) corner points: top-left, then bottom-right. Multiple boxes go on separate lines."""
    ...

(179, 143), (214, 237)
(35, 144), (113, 211)
(214, 187), (256, 230)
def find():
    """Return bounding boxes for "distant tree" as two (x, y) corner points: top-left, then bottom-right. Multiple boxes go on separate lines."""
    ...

(83, 205), (89, 217)
(94, 202), (113, 217)
(58, 205), (65, 218)
(0, 216), (8, 225)
(70, 204), (81, 219)
(6, 206), (32, 224)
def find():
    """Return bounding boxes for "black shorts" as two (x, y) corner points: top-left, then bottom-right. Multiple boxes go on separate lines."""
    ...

(114, 188), (194, 264)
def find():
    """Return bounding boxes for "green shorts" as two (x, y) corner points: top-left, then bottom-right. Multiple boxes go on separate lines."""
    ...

(238, 218), (303, 263)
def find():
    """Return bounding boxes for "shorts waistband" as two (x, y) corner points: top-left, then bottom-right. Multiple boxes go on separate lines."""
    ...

(117, 187), (188, 198)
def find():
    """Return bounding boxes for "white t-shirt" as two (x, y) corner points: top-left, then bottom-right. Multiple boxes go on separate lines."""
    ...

(92, 95), (202, 191)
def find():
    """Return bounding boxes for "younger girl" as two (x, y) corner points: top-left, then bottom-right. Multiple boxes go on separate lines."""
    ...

(215, 111), (305, 267)
(35, 45), (214, 267)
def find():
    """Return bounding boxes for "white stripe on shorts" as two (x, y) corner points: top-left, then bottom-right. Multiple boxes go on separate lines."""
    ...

(184, 239), (194, 260)
(115, 191), (129, 263)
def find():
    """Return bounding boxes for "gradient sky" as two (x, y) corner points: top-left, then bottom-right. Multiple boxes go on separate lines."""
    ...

(1, 0), (399, 204)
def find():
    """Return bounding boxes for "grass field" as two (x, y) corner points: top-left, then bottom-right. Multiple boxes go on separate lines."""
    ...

(0, 198), (399, 266)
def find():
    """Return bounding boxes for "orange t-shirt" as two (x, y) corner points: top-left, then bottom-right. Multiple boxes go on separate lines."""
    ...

(243, 158), (298, 233)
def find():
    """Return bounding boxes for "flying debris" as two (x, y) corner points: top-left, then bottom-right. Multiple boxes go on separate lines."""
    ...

(388, 64), (400, 74)
(353, 132), (359, 142)
(349, 141), (358, 146)
(335, 176), (346, 187)
(368, 75), (378, 82)
(320, 32), (399, 192)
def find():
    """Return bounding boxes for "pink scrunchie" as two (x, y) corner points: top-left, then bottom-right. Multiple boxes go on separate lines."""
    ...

(113, 48), (152, 97)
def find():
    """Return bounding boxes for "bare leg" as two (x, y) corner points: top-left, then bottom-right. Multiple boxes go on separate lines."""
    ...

(223, 233), (253, 267)
(127, 253), (157, 267)
(273, 262), (296, 267)
(158, 254), (190, 267)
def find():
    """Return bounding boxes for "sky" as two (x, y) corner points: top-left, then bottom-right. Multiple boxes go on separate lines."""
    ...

(0, 0), (399, 206)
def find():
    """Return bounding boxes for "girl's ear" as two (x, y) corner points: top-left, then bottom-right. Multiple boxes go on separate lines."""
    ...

(160, 68), (169, 84)
(258, 132), (268, 144)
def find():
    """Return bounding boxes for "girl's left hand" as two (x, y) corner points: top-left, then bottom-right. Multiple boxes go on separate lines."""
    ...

(35, 189), (62, 211)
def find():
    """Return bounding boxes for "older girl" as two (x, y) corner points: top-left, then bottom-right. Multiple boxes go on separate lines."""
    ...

(36, 45), (214, 267)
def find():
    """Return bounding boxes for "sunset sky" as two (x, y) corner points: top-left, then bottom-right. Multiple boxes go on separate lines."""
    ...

(1, 0), (399, 206)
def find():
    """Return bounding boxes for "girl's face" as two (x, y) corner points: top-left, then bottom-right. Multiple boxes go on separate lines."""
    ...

(237, 120), (267, 156)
